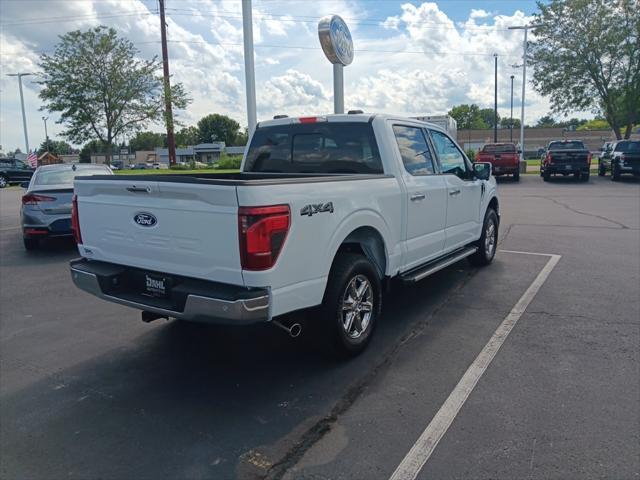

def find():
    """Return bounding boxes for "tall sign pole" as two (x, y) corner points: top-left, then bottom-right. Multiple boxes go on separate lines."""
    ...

(493, 53), (498, 143)
(510, 75), (514, 143)
(7, 73), (32, 153)
(318, 15), (354, 114)
(508, 24), (539, 161)
(159, 0), (176, 166)
(242, 0), (257, 136)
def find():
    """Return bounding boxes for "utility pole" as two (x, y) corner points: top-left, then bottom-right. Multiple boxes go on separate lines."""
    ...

(42, 116), (49, 152)
(242, 0), (257, 137)
(159, 0), (176, 166)
(508, 24), (540, 161)
(493, 54), (498, 143)
(510, 75), (514, 143)
(7, 73), (32, 153)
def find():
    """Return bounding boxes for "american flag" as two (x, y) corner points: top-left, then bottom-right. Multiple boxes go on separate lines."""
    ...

(27, 150), (37, 168)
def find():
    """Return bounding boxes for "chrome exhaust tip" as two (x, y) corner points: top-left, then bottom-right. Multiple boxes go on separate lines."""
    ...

(273, 320), (302, 338)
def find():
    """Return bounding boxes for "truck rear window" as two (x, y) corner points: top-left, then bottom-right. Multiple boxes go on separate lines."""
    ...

(548, 141), (585, 150)
(614, 141), (640, 152)
(481, 144), (516, 153)
(244, 122), (383, 174)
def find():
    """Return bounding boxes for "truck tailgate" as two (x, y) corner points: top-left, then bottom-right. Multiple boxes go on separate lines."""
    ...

(74, 178), (243, 285)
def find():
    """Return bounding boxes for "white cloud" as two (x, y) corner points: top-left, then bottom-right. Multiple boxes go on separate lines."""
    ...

(0, 0), (594, 152)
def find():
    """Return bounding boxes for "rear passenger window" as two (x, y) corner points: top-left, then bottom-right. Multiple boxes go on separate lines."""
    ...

(392, 125), (436, 176)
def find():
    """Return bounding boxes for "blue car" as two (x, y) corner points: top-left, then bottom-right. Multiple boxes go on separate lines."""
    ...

(21, 163), (112, 250)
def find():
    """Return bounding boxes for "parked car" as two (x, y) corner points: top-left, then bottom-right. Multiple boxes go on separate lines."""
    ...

(598, 142), (614, 176)
(476, 143), (520, 181)
(600, 140), (640, 180)
(132, 163), (148, 170)
(0, 157), (34, 188)
(69, 113), (499, 357)
(21, 163), (113, 250)
(541, 140), (592, 182)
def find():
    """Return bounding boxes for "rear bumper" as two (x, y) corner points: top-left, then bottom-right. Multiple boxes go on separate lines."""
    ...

(70, 258), (270, 325)
(544, 163), (590, 174)
(492, 165), (519, 175)
(22, 212), (72, 238)
(617, 163), (640, 174)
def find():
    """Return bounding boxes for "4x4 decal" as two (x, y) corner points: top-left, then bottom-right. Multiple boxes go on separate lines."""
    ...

(300, 202), (334, 217)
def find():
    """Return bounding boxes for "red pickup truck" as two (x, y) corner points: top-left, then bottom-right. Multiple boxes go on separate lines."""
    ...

(476, 143), (520, 181)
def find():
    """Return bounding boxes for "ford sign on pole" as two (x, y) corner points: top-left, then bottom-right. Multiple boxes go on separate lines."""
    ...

(318, 15), (354, 114)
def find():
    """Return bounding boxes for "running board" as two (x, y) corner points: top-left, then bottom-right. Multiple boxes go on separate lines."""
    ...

(399, 246), (478, 284)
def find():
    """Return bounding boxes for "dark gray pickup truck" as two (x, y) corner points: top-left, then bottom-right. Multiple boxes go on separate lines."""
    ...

(541, 140), (592, 182)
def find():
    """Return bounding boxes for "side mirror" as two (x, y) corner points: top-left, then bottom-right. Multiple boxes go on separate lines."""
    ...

(20, 181), (30, 189)
(517, 149), (522, 154)
(473, 162), (492, 181)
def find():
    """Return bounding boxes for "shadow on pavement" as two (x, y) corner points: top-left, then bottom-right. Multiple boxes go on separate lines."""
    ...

(0, 264), (472, 480)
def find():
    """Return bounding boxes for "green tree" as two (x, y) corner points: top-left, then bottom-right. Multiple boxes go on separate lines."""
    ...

(197, 114), (241, 145)
(38, 139), (72, 155)
(576, 118), (610, 131)
(536, 115), (558, 128)
(530, 0), (639, 139)
(234, 127), (249, 146)
(79, 139), (108, 163)
(448, 104), (488, 130)
(499, 118), (521, 129)
(175, 126), (200, 147)
(479, 108), (500, 129)
(129, 131), (167, 151)
(38, 26), (191, 163)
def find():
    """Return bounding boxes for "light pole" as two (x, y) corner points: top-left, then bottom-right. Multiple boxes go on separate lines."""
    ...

(510, 75), (514, 143)
(493, 54), (498, 143)
(7, 72), (33, 153)
(508, 24), (541, 161)
(42, 116), (49, 153)
(242, 0), (257, 136)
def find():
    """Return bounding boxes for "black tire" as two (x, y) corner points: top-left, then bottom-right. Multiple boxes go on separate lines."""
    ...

(23, 238), (39, 251)
(320, 253), (382, 358)
(611, 164), (621, 181)
(581, 171), (590, 182)
(469, 208), (498, 266)
(543, 170), (551, 182)
(513, 171), (520, 182)
(0, 175), (7, 189)
(598, 165), (606, 176)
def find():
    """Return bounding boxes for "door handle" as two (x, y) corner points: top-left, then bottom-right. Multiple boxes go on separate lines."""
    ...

(449, 189), (461, 196)
(126, 186), (151, 193)
(410, 193), (426, 201)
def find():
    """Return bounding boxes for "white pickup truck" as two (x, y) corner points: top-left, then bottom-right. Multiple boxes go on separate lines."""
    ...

(70, 113), (499, 356)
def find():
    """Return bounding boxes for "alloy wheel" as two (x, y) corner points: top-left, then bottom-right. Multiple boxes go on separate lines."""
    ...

(341, 274), (373, 339)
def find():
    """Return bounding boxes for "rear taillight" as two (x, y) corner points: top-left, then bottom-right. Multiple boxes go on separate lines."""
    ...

(545, 152), (552, 163)
(587, 152), (592, 164)
(22, 194), (55, 205)
(71, 194), (82, 244)
(238, 205), (290, 271)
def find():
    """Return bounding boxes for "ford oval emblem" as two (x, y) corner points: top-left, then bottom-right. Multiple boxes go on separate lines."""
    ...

(134, 212), (157, 227)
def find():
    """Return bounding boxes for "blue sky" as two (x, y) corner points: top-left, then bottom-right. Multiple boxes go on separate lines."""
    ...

(1, 0), (568, 152)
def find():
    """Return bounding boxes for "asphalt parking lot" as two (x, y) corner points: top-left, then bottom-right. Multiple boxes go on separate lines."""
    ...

(1, 175), (639, 480)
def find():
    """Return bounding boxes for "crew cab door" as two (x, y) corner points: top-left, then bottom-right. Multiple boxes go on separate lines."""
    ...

(392, 124), (447, 270)
(428, 129), (482, 251)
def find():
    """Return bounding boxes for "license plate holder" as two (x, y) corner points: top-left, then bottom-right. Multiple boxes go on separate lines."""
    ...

(143, 273), (171, 298)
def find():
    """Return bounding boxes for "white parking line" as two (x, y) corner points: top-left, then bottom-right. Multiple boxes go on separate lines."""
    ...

(0, 226), (20, 232)
(389, 251), (561, 480)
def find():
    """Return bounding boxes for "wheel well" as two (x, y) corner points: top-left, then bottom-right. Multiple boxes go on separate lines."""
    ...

(488, 196), (499, 216)
(335, 227), (387, 279)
